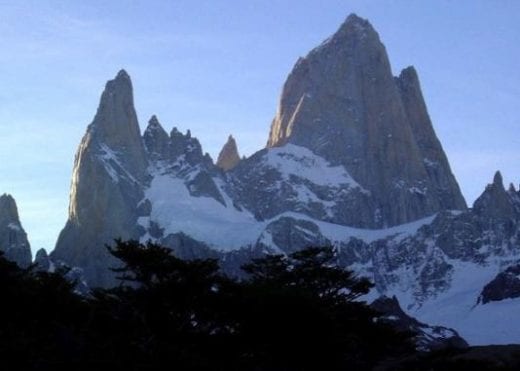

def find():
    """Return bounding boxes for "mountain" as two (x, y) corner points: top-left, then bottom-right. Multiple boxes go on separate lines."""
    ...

(52, 70), (148, 287)
(0, 194), (32, 267)
(266, 14), (466, 227)
(50, 14), (519, 345)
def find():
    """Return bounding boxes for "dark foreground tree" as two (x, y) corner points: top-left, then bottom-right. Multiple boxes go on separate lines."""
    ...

(236, 247), (413, 370)
(94, 242), (415, 370)
(0, 252), (88, 370)
(0, 243), (420, 370)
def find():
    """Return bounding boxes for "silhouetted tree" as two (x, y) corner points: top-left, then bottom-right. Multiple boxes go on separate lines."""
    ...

(0, 243), (419, 370)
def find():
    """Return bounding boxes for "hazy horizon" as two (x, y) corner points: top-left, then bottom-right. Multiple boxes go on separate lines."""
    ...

(0, 1), (518, 255)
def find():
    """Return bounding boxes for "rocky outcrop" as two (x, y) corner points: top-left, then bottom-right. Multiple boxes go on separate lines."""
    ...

(229, 144), (375, 225)
(479, 265), (520, 304)
(52, 70), (149, 287)
(0, 194), (31, 267)
(143, 115), (170, 162)
(474, 171), (518, 221)
(266, 14), (466, 227)
(372, 296), (468, 351)
(216, 135), (240, 171)
(34, 248), (51, 271)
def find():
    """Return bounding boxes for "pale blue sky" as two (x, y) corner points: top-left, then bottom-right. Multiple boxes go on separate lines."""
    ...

(0, 0), (518, 255)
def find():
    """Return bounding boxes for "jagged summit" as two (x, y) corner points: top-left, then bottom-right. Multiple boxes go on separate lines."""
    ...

(333, 13), (378, 40)
(0, 194), (19, 224)
(147, 114), (161, 128)
(216, 135), (240, 171)
(266, 13), (466, 227)
(493, 170), (504, 188)
(86, 70), (148, 178)
(473, 170), (516, 220)
(143, 115), (169, 161)
(397, 65), (419, 82)
(116, 68), (130, 80)
(0, 194), (32, 267)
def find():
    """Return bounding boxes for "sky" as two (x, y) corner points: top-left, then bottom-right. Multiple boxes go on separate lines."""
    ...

(0, 0), (518, 255)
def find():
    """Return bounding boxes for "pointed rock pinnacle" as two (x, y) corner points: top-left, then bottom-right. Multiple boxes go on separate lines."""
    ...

(216, 135), (240, 171)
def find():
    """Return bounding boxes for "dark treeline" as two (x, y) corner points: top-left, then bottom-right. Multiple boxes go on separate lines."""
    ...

(0, 242), (515, 370)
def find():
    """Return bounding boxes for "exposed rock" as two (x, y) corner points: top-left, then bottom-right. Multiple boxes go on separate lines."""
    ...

(372, 296), (468, 351)
(0, 194), (32, 267)
(229, 144), (375, 226)
(258, 216), (330, 253)
(474, 171), (518, 221)
(216, 135), (241, 171)
(52, 70), (149, 287)
(266, 14), (466, 227)
(143, 115), (170, 161)
(479, 264), (520, 304)
(34, 248), (51, 271)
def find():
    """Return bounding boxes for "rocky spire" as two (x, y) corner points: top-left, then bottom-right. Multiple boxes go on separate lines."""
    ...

(216, 135), (241, 171)
(0, 194), (19, 225)
(493, 171), (504, 188)
(53, 70), (148, 287)
(87, 69), (148, 176)
(473, 171), (516, 220)
(265, 13), (466, 227)
(0, 194), (32, 267)
(143, 115), (169, 161)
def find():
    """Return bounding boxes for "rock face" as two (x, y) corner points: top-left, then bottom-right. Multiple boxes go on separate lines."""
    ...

(34, 248), (51, 271)
(52, 70), (149, 287)
(0, 194), (32, 267)
(371, 296), (468, 351)
(266, 14), (466, 227)
(473, 171), (518, 221)
(479, 265), (520, 304)
(216, 135), (240, 171)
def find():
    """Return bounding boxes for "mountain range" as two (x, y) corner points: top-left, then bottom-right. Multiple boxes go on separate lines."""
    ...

(1, 14), (519, 346)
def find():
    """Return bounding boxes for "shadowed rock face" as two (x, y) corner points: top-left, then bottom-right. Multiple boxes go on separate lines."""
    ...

(0, 194), (31, 267)
(267, 14), (466, 227)
(371, 296), (468, 351)
(143, 115), (170, 162)
(479, 265), (520, 304)
(216, 135), (240, 171)
(474, 171), (518, 221)
(52, 70), (149, 287)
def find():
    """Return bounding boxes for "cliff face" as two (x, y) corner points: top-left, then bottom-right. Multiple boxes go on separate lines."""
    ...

(267, 14), (466, 227)
(0, 194), (32, 267)
(52, 70), (148, 287)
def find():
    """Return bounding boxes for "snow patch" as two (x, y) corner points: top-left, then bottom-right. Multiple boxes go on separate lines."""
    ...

(264, 144), (363, 189)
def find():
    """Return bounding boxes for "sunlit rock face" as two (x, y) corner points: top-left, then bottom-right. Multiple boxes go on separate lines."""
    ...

(52, 70), (149, 287)
(0, 194), (31, 267)
(267, 14), (466, 227)
(216, 135), (240, 171)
